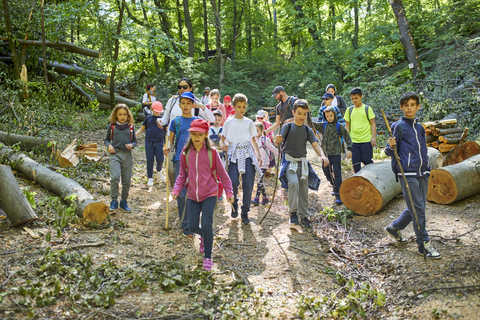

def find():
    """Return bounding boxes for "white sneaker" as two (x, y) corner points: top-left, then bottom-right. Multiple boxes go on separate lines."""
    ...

(417, 241), (441, 259)
(158, 171), (165, 181)
(147, 178), (154, 186)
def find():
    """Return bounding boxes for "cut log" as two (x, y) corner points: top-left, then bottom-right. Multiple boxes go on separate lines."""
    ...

(58, 139), (79, 167)
(428, 154), (480, 204)
(0, 165), (37, 226)
(429, 123), (455, 130)
(431, 141), (439, 148)
(439, 119), (457, 125)
(96, 91), (141, 109)
(0, 146), (108, 223)
(39, 59), (110, 85)
(438, 133), (463, 142)
(443, 141), (480, 166)
(434, 127), (464, 136)
(426, 135), (437, 143)
(438, 143), (458, 153)
(459, 128), (468, 143)
(425, 129), (432, 136)
(339, 148), (442, 216)
(75, 143), (100, 162)
(16, 39), (101, 58)
(0, 131), (53, 152)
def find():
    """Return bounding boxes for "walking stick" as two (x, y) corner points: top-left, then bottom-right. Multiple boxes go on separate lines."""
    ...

(164, 146), (170, 229)
(381, 109), (426, 262)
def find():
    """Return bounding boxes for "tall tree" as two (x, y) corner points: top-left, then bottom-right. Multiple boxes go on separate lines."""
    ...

(210, 0), (224, 86)
(176, 0), (183, 42)
(110, 1), (125, 106)
(20, 0), (38, 67)
(389, 0), (422, 77)
(2, 0), (21, 79)
(40, 0), (50, 95)
(330, 3), (335, 41)
(183, 0), (194, 57)
(203, 0), (209, 63)
(153, 0), (179, 72)
(290, 0), (320, 43)
(231, 0), (245, 67)
(352, 0), (359, 49)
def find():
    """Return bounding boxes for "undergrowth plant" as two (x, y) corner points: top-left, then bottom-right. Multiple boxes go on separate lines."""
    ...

(316, 207), (354, 227)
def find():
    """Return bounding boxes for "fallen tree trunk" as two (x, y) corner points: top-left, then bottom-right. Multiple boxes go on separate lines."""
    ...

(428, 154), (480, 204)
(15, 39), (101, 58)
(39, 58), (110, 85)
(339, 148), (443, 216)
(96, 91), (141, 109)
(0, 146), (108, 223)
(0, 131), (53, 152)
(434, 127), (464, 136)
(443, 141), (480, 166)
(0, 165), (37, 226)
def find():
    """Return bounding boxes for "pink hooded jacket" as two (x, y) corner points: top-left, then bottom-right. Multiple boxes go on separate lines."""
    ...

(255, 135), (278, 170)
(172, 144), (233, 202)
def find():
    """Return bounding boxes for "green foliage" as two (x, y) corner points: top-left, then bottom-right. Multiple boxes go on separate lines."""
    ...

(316, 207), (354, 226)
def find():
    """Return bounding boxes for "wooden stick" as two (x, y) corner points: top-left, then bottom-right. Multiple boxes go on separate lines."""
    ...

(70, 241), (105, 249)
(164, 147), (170, 229)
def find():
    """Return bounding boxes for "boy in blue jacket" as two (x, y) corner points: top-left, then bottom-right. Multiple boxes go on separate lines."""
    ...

(384, 92), (441, 259)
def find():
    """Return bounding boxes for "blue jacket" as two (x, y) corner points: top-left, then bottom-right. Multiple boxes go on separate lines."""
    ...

(385, 117), (431, 178)
(279, 158), (321, 191)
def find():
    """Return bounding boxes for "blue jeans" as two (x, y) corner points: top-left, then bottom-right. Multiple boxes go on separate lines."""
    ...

(174, 160), (188, 230)
(391, 175), (430, 245)
(187, 196), (216, 259)
(228, 157), (256, 214)
(352, 142), (373, 173)
(322, 155), (342, 194)
(145, 140), (164, 178)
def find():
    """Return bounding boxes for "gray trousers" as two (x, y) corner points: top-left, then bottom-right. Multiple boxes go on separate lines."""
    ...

(109, 149), (133, 201)
(391, 175), (430, 245)
(174, 160), (189, 230)
(286, 166), (309, 218)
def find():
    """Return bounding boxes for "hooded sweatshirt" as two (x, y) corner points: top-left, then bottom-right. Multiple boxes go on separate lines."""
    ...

(313, 111), (352, 156)
(172, 144), (233, 202)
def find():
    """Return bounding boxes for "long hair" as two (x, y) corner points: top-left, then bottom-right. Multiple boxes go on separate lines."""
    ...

(109, 104), (134, 125)
(255, 121), (266, 136)
(184, 134), (213, 154)
(178, 77), (194, 93)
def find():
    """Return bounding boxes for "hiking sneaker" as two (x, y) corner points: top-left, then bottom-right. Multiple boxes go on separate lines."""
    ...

(158, 171), (165, 181)
(385, 225), (407, 244)
(301, 217), (312, 228)
(252, 197), (260, 206)
(203, 258), (214, 271)
(218, 195), (223, 201)
(109, 200), (118, 211)
(241, 213), (250, 225)
(261, 197), (269, 205)
(199, 237), (205, 253)
(147, 178), (154, 186)
(418, 241), (441, 259)
(290, 212), (299, 225)
(119, 201), (131, 213)
(231, 203), (239, 218)
(335, 197), (343, 205)
(183, 228), (193, 237)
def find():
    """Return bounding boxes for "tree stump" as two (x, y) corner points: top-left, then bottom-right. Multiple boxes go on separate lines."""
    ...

(0, 165), (37, 226)
(443, 141), (480, 166)
(428, 154), (480, 204)
(339, 148), (442, 216)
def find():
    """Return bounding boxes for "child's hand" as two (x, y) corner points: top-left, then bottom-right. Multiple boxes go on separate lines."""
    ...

(322, 157), (330, 167)
(371, 137), (377, 147)
(346, 150), (352, 159)
(163, 147), (171, 156)
(171, 194), (178, 200)
(222, 144), (228, 152)
(108, 145), (115, 154)
(274, 135), (283, 145)
(156, 118), (163, 128)
(227, 197), (234, 204)
(388, 137), (396, 147)
(125, 144), (133, 150)
(257, 158), (263, 167)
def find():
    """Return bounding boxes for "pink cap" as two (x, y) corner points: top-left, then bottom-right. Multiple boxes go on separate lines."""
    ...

(152, 101), (163, 113)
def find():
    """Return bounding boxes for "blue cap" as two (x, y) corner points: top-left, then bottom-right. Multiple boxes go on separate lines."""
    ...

(180, 91), (195, 102)
(322, 92), (334, 100)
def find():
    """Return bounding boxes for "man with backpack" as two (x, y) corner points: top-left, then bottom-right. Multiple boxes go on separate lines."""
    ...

(265, 86), (298, 135)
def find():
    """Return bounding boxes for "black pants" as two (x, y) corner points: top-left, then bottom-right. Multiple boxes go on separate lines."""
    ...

(352, 142), (373, 173)
(322, 155), (342, 194)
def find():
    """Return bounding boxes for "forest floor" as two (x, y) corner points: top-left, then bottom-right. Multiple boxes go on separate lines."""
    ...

(1, 127), (480, 320)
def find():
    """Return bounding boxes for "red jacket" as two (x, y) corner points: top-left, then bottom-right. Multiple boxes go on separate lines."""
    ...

(172, 145), (233, 202)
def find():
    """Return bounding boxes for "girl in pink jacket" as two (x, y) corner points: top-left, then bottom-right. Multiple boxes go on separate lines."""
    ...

(172, 119), (234, 271)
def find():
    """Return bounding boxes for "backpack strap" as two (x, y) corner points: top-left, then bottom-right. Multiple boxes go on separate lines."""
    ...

(336, 122), (340, 135)
(365, 105), (370, 121)
(174, 116), (182, 150)
(110, 124), (115, 142)
(129, 124), (134, 142)
(184, 148), (190, 172)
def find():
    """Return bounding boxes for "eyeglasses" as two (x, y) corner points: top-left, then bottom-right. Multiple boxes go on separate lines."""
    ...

(178, 85), (189, 90)
(205, 91), (210, 94)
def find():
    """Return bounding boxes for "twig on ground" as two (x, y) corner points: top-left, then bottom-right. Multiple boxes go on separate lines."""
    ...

(70, 241), (106, 249)
(400, 284), (480, 304)
(124, 229), (151, 238)
(429, 223), (480, 241)
(0, 258), (13, 289)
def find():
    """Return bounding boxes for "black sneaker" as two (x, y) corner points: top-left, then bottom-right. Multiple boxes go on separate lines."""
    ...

(231, 203), (239, 218)
(290, 212), (299, 225)
(183, 228), (193, 237)
(385, 225), (407, 244)
(301, 217), (312, 228)
(241, 213), (250, 225)
(417, 241), (441, 259)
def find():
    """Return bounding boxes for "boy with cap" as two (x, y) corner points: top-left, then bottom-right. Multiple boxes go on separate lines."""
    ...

(136, 101), (165, 186)
(317, 92), (345, 126)
(266, 86), (297, 135)
(164, 92), (214, 236)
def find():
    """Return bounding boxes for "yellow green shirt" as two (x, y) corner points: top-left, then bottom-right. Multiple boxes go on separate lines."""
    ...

(344, 104), (375, 143)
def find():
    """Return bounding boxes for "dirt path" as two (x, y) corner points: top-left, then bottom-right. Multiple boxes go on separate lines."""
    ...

(1, 129), (479, 319)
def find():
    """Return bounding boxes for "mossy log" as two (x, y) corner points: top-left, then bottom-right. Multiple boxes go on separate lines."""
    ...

(0, 146), (108, 223)
(339, 148), (443, 216)
(428, 154), (480, 204)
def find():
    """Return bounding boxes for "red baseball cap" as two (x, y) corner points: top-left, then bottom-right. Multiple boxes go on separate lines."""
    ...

(152, 101), (163, 113)
(188, 119), (209, 133)
(223, 95), (231, 102)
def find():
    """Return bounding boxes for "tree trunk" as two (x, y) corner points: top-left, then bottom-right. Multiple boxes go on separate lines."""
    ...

(96, 91), (140, 109)
(20, 0), (38, 67)
(232, 0), (237, 67)
(0, 147), (108, 223)
(428, 154), (480, 204)
(389, 0), (422, 77)
(183, 0), (194, 58)
(273, 0), (277, 41)
(110, 1), (125, 107)
(40, 0), (51, 96)
(339, 148), (442, 216)
(0, 165), (37, 226)
(433, 127), (464, 136)
(39, 59), (110, 85)
(210, 0), (224, 86)
(153, 0), (179, 72)
(352, 0), (359, 50)
(290, 0), (320, 43)
(443, 141), (480, 167)
(2, 0), (21, 79)
(0, 131), (54, 152)
(177, 0), (183, 42)
(17, 39), (101, 58)
(330, 3), (335, 41)
(203, 0), (209, 63)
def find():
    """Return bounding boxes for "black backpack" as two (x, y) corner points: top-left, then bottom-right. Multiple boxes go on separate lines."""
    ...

(390, 121), (404, 182)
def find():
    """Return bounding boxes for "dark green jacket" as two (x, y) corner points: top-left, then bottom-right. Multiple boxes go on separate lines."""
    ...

(313, 111), (352, 156)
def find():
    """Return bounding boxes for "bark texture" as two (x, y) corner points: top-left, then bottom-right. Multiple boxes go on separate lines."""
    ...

(0, 131), (53, 152)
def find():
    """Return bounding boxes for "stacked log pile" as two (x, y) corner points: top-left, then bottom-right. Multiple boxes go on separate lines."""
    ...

(423, 119), (468, 153)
